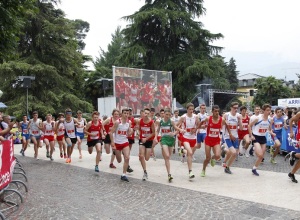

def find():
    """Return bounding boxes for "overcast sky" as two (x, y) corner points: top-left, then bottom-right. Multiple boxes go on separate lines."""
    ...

(59, 0), (300, 81)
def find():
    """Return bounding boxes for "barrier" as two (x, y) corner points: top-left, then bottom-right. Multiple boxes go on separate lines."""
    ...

(0, 140), (15, 190)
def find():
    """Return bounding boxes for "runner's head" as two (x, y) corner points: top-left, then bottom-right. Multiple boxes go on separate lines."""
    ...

(32, 111), (38, 119)
(140, 109), (144, 118)
(262, 104), (271, 116)
(65, 108), (72, 119)
(92, 111), (100, 121)
(275, 107), (282, 117)
(254, 105), (261, 115)
(111, 109), (120, 119)
(22, 114), (27, 122)
(230, 102), (239, 114)
(46, 114), (52, 121)
(199, 104), (206, 113)
(57, 113), (64, 120)
(186, 103), (194, 115)
(143, 108), (150, 119)
(173, 109), (179, 117)
(128, 108), (133, 117)
(150, 108), (155, 117)
(240, 106), (247, 116)
(77, 110), (83, 118)
(160, 109), (165, 118)
(121, 108), (129, 119)
(211, 105), (220, 117)
(164, 108), (171, 120)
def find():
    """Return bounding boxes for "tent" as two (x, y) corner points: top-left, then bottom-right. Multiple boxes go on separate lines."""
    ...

(0, 102), (7, 108)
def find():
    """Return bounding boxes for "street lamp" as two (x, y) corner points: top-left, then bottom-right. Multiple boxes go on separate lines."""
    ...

(12, 76), (35, 118)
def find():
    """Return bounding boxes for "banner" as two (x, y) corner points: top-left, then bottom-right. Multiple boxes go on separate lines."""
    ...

(113, 66), (172, 114)
(0, 140), (15, 189)
(278, 98), (300, 108)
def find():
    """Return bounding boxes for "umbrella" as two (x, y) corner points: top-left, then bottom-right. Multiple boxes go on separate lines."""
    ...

(0, 102), (7, 108)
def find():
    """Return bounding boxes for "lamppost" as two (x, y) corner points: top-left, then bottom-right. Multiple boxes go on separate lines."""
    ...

(12, 76), (35, 118)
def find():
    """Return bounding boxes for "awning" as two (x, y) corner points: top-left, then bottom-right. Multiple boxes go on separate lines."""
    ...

(0, 102), (7, 108)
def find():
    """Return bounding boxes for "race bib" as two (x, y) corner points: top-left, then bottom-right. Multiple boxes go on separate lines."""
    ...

(117, 130), (127, 135)
(161, 129), (170, 133)
(208, 128), (219, 137)
(258, 128), (267, 134)
(90, 131), (99, 139)
(67, 130), (74, 134)
(23, 129), (28, 134)
(229, 125), (237, 130)
(32, 130), (39, 134)
(141, 128), (151, 137)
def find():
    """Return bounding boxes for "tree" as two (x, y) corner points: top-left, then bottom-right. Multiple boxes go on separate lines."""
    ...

(0, 0), (93, 117)
(0, 0), (36, 61)
(253, 76), (291, 106)
(119, 0), (225, 103)
(225, 58), (239, 90)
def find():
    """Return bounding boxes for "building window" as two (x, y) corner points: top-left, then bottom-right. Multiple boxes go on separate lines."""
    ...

(243, 80), (247, 86)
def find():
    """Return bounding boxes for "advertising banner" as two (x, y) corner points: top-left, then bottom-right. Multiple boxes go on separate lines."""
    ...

(113, 66), (172, 114)
(0, 139), (15, 189)
(278, 98), (300, 108)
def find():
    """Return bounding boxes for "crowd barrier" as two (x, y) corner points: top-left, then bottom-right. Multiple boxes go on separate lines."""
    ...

(266, 127), (300, 153)
(0, 139), (28, 219)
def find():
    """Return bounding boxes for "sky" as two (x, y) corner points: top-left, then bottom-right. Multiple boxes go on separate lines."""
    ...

(59, 0), (300, 82)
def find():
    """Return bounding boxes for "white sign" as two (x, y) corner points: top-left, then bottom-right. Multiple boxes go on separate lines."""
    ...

(278, 98), (300, 107)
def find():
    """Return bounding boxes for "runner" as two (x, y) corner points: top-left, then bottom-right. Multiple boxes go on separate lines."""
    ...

(85, 111), (105, 172)
(248, 104), (273, 176)
(155, 108), (181, 182)
(102, 109), (119, 168)
(152, 109), (164, 161)
(177, 103), (200, 179)
(285, 111), (300, 183)
(221, 102), (243, 174)
(28, 111), (43, 160)
(43, 114), (56, 161)
(63, 108), (79, 163)
(238, 106), (251, 158)
(270, 107), (286, 164)
(55, 113), (67, 158)
(199, 105), (224, 177)
(196, 104), (208, 149)
(19, 114), (30, 156)
(75, 110), (87, 159)
(127, 108), (135, 173)
(110, 108), (133, 182)
(136, 108), (155, 181)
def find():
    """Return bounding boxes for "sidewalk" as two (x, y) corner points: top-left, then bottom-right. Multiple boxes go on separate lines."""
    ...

(14, 144), (300, 212)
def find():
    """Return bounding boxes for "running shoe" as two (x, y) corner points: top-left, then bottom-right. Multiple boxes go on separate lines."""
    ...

(252, 169), (259, 176)
(168, 174), (173, 182)
(50, 156), (54, 161)
(142, 172), (148, 181)
(189, 171), (195, 179)
(192, 156), (196, 161)
(245, 152), (250, 158)
(200, 170), (205, 177)
(288, 173), (298, 183)
(21, 150), (25, 157)
(109, 163), (116, 169)
(20, 149), (23, 154)
(121, 175), (129, 182)
(270, 146), (274, 156)
(221, 145), (226, 158)
(224, 167), (232, 174)
(95, 165), (99, 172)
(66, 158), (70, 163)
(127, 166), (134, 173)
(270, 157), (277, 164)
(285, 151), (296, 166)
(210, 159), (216, 167)
(60, 153), (63, 158)
(46, 151), (50, 158)
(79, 154), (82, 159)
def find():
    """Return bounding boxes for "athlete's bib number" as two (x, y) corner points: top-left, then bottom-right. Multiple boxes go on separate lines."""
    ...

(242, 124), (248, 130)
(258, 128), (267, 134)
(67, 130), (74, 134)
(229, 125), (237, 130)
(274, 124), (282, 129)
(32, 130), (39, 134)
(141, 128), (151, 137)
(117, 130), (127, 135)
(45, 130), (53, 134)
(23, 129), (28, 134)
(209, 129), (219, 137)
(90, 131), (99, 139)
(161, 129), (170, 133)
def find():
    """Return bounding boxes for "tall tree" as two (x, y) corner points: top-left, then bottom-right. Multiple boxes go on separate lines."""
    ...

(0, 0), (93, 117)
(119, 0), (224, 103)
(225, 57), (239, 90)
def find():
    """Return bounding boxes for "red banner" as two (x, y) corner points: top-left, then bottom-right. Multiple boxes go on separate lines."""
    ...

(0, 139), (15, 189)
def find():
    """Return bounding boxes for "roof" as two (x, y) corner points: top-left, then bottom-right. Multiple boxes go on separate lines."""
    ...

(238, 73), (265, 81)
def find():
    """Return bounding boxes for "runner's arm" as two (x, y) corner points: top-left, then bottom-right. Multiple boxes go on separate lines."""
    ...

(289, 112), (300, 138)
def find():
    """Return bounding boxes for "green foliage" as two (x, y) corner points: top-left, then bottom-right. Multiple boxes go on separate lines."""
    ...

(253, 76), (292, 106)
(0, 0), (93, 118)
(119, 0), (228, 103)
(225, 58), (239, 90)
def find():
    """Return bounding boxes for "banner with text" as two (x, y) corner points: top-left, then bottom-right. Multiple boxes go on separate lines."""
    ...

(0, 140), (15, 189)
(113, 67), (172, 114)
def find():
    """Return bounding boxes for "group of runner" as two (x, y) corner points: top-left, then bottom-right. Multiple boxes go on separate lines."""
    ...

(1, 102), (300, 183)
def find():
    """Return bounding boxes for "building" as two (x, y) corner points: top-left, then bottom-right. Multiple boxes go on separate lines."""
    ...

(237, 73), (265, 104)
